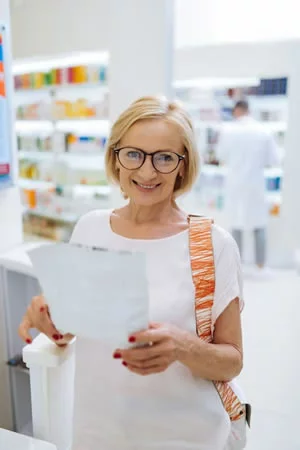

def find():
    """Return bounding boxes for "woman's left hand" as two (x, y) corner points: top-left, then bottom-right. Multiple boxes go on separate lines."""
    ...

(115, 323), (186, 376)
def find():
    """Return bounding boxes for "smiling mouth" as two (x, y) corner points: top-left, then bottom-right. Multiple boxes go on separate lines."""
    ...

(132, 180), (161, 190)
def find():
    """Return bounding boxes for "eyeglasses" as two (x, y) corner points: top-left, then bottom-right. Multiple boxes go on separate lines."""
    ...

(114, 147), (185, 174)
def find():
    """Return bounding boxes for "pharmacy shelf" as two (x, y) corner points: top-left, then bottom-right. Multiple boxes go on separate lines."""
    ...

(174, 77), (261, 89)
(19, 178), (111, 195)
(15, 119), (110, 134)
(267, 192), (282, 204)
(55, 119), (110, 133)
(18, 151), (106, 167)
(15, 83), (109, 95)
(18, 151), (53, 161)
(15, 120), (54, 133)
(201, 164), (283, 178)
(23, 232), (53, 244)
(19, 178), (55, 190)
(264, 167), (284, 178)
(193, 120), (287, 133)
(73, 184), (111, 196)
(23, 206), (79, 225)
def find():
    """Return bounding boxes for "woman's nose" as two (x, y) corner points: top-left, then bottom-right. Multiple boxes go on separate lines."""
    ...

(137, 155), (157, 178)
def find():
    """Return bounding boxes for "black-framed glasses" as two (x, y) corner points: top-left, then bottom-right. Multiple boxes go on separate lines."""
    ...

(114, 147), (185, 174)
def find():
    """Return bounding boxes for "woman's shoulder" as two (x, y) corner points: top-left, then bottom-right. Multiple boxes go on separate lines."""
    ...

(70, 209), (112, 244)
(209, 224), (243, 323)
(211, 223), (236, 248)
(211, 223), (240, 262)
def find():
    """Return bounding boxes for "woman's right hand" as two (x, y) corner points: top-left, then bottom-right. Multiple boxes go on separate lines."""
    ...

(18, 295), (72, 346)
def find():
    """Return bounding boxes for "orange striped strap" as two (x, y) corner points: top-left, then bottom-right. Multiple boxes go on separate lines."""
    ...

(188, 215), (245, 422)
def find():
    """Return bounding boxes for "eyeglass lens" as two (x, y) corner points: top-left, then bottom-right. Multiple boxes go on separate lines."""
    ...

(117, 148), (181, 174)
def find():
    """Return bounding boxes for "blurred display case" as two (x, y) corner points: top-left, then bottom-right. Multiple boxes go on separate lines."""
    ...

(175, 77), (286, 218)
(13, 53), (112, 241)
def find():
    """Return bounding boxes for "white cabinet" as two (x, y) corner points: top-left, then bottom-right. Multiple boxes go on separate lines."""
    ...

(0, 243), (46, 433)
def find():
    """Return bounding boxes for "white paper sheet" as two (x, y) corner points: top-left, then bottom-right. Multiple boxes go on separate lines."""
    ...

(27, 243), (149, 348)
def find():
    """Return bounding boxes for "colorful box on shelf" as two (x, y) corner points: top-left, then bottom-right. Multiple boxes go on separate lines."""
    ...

(66, 133), (107, 153)
(14, 64), (108, 91)
(53, 97), (109, 120)
(16, 101), (52, 120)
(15, 96), (109, 121)
(17, 135), (53, 152)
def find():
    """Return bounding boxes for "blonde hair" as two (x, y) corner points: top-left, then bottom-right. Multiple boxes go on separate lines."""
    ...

(105, 96), (200, 197)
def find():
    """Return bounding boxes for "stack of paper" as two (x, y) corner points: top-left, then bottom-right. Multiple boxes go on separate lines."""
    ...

(28, 243), (149, 348)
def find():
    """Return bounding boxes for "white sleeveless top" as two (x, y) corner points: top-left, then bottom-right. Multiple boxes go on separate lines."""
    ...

(70, 209), (243, 450)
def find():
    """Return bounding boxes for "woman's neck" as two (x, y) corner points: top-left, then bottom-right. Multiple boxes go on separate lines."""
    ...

(122, 199), (185, 226)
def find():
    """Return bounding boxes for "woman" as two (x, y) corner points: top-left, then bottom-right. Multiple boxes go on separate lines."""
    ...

(19, 96), (244, 450)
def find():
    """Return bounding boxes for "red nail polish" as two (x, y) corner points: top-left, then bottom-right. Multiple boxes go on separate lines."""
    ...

(113, 352), (121, 359)
(53, 334), (59, 340)
(40, 306), (45, 313)
(59, 335), (64, 340)
(128, 336), (136, 343)
(122, 361), (128, 366)
(26, 339), (32, 344)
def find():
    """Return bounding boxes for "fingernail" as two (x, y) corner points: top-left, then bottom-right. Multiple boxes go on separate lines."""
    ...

(26, 339), (32, 344)
(53, 334), (60, 340)
(113, 352), (121, 359)
(128, 336), (136, 343)
(40, 306), (45, 313)
(122, 361), (128, 367)
(59, 335), (64, 340)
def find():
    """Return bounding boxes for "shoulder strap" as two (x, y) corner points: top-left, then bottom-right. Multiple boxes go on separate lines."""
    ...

(188, 215), (245, 423)
(188, 215), (215, 342)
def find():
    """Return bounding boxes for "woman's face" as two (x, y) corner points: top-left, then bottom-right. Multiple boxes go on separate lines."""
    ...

(115, 119), (185, 207)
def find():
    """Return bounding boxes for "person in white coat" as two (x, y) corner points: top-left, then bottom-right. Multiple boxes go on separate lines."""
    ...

(216, 100), (280, 270)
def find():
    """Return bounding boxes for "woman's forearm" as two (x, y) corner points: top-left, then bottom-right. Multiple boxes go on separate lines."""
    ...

(177, 331), (243, 382)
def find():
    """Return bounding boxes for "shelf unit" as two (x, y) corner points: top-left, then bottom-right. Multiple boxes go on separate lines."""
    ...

(13, 56), (287, 242)
(176, 78), (286, 218)
(193, 120), (287, 133)
(15, 118), (110, 133)
(13, 56), (111, 241)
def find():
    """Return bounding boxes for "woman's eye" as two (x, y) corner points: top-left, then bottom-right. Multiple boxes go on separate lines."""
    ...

(157, 153), (175, 162)
(127, 151), (142, 160)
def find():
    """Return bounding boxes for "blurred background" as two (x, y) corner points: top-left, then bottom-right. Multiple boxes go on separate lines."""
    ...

(0, 1), (300, 449)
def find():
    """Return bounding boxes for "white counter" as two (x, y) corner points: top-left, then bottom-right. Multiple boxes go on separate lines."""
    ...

(0, 429), (56, 450)
(0, 241), (50, 277)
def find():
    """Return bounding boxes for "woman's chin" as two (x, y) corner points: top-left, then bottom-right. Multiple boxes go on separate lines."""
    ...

(130, 196), (161, 207)
(128, 190), (170, 207)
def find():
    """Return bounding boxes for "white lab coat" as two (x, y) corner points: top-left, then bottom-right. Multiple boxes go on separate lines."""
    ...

(216, 116), (279, 230)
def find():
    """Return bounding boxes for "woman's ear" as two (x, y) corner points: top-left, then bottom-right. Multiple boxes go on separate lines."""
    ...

(114, 154), (121, 173)
(180, 149), (187, 178)
(179, 163), (185, 179)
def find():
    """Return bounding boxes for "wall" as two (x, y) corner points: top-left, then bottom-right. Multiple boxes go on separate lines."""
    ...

(175, 0), (300, 48)
(175, 40), (296, 80)
(10, 0), (110, 59)
(10, 0), (300, 59)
